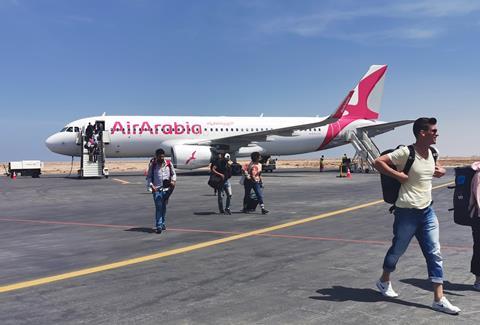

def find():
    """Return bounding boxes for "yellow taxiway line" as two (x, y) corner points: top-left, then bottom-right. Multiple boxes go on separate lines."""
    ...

(0, 181), (454, 294)
(112, 178), (131, 184)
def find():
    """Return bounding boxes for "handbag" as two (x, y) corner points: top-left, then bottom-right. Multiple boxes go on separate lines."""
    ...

(208, 174), (223, 189)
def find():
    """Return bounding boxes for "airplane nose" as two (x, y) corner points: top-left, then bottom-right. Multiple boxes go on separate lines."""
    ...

(45, 133), (64, 154)
(45, 134), (56, 151)
(45, 132), (80, 156)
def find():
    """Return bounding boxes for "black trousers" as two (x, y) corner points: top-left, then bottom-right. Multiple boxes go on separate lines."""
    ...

(472, 223), (480, 276)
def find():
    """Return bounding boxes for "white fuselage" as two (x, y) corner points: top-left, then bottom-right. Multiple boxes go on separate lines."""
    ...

(45, 115), (378, 159)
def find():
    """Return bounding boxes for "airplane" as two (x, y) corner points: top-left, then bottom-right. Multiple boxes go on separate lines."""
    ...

(45, 65), (412, 170)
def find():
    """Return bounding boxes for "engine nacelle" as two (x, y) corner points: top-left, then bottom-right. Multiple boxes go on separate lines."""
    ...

(171, 145), (213, 170)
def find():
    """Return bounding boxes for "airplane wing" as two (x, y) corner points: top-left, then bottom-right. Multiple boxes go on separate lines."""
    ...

(356, 120), (414, 137)
(186, 90), (353, 148)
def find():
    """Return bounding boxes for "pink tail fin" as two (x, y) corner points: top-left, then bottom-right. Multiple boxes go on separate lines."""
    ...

(342, 65), (387, 120)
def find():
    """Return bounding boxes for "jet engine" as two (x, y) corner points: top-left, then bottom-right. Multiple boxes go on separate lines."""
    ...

(171, 145), (213, 170)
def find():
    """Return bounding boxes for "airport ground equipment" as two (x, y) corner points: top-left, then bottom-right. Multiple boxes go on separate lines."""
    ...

(6, 160), (43, 178)
(347, 130), (380, 173)
(262, 158), (277, 173)
(76, 121), (109, 178)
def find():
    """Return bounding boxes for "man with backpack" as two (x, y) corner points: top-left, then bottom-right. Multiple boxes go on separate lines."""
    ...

(374, 117), (461, 314)
(211, 152), (233, 215)
(146, 148), (176, 234)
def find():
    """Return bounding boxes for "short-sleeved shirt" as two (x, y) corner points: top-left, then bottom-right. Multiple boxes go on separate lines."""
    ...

(147, 160), (177, 188)
(248, 162), (262, 182)
(388, 146), (435, 209)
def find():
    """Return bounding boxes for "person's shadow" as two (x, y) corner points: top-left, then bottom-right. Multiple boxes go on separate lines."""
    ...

(193, 212), (218, 216)
(124, 227), (155, 233)
(309, 286), (431, 310)
(400, 278), (469, 296)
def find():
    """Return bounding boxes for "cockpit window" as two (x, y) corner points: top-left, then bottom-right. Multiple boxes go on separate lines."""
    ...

(60, 127), (68, 132)
(74, 127), (80, 132)
(66, 127), (73, 132)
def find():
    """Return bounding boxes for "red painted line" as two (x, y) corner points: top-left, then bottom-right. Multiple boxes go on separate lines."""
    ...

(261, 233), (390, 245)
(0, 217), (471, 251)
(0, 218), (133, 229)
(259, 233), (471, 251)
(0, 218), (239, 235)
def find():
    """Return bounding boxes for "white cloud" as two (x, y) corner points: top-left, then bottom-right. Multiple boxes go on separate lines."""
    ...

(392, 0), (480, 18)
(257, 0), (480, 41)
(325, 27), (442, 44)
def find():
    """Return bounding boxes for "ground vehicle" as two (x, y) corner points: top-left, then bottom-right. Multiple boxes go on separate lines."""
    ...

(6, 160), (43, 178)
(262, 158), (277, 173)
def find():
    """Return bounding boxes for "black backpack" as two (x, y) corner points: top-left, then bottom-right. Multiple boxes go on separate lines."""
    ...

(380, 145), (438, 206)
(450, 166), (478, 226)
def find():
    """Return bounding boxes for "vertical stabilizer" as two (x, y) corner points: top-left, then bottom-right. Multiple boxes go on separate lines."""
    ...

(317, 65), (388, 150)
(343, 65), (387, 120)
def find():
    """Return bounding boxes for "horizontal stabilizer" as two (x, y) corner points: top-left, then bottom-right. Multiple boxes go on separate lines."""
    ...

(356, 120), (414, 137)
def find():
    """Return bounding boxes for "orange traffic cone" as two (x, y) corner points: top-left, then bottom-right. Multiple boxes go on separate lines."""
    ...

(12, 171), (17, 179)
(346, 168), (352, 178)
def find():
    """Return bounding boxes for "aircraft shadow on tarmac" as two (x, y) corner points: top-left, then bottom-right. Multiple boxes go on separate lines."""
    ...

(400, 278), (469, 296)
(309, 286), (431, 310)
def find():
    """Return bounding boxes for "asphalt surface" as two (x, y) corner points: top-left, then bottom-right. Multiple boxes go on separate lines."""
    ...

(0, 168), (479, 324)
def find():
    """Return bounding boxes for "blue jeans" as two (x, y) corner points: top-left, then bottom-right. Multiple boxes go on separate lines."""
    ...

(153, 190), (171, 229)
(217, 180), (232, 212)
(383, 206), (444, 283)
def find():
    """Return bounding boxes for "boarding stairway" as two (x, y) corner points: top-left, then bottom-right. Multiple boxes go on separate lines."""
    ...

(76, 122), (109, 178)
(347, 130), (380, 173)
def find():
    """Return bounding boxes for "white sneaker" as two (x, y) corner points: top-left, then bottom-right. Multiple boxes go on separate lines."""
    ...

(432, 296), (461, 315)
(376, 280), (399, 298)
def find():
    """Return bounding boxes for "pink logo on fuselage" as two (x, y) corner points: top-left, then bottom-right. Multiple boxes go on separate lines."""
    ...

(185, 151), (197, 165)
(110, 121), (203, 136)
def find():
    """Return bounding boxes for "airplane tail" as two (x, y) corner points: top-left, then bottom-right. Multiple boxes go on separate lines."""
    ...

(341, 65), (387, 120)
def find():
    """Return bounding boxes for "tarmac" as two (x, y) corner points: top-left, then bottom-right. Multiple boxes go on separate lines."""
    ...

(0, 168), (479, 324)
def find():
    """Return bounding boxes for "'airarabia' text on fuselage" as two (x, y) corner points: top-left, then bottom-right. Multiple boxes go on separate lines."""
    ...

(111, 121), (203, 135)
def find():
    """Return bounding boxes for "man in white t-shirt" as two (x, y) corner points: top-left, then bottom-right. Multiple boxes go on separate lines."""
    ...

(374, 117), (461, 314)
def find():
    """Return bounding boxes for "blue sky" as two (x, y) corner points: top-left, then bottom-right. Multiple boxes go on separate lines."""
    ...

(0, 0), (479, 162)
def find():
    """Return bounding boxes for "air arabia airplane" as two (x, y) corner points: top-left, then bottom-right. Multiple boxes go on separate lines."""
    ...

(45, 65), (412, 169)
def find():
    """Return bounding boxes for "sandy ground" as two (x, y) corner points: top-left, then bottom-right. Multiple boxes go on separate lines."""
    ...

(3, 157), (480, 175)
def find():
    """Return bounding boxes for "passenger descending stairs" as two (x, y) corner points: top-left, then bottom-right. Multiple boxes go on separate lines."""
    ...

(79, 131), (108, 178)
(348, 130), (381, 173)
